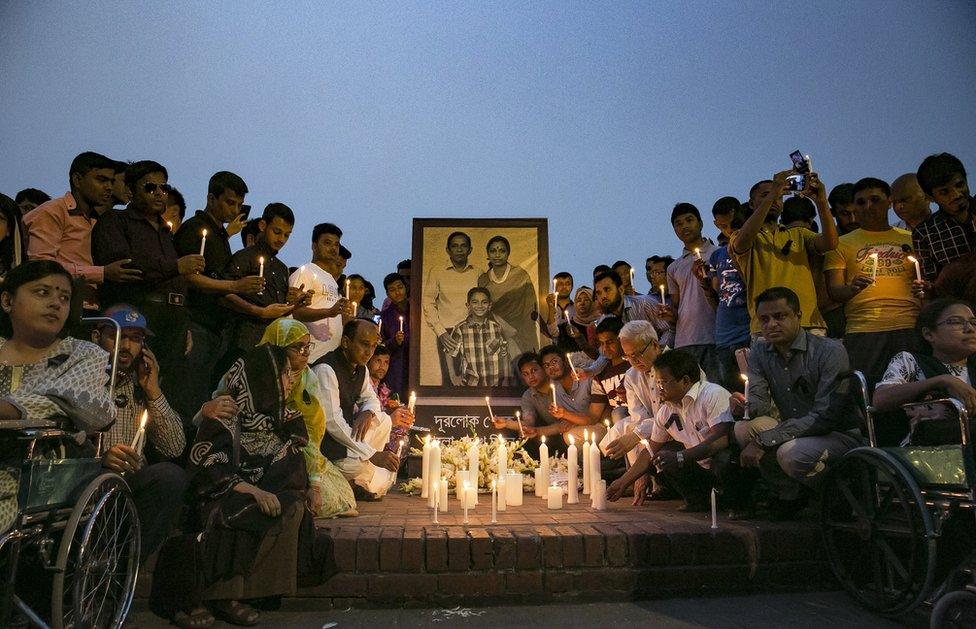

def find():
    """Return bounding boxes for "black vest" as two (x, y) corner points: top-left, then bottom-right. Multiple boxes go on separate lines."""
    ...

(314, 349), (368, 462)
(911, 352), (976, 390)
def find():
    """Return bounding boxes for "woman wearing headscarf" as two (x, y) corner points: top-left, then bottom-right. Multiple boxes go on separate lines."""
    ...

(259, 318), (357, 519)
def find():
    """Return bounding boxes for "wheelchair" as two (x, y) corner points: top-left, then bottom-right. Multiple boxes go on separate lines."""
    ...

(820, 371), (976, 627)
(0, 317), (140, 628)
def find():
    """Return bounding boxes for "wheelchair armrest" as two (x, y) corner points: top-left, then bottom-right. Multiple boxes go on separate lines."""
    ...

(902, 398), (970, 446)
(0, 419), (58, 431)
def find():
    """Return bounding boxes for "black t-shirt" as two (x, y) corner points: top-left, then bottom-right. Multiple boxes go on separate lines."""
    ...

(173, 211), (232, 331)
(224, 242), (289, 324)
(590, 359), (630, 409)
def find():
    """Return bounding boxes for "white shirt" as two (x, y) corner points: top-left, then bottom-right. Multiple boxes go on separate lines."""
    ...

(313, 363), (391, 461)
(422, 263), (481, 337)
(648, 380), (731, 469)
(623, 366), (663, 440)
(290, 263), (341, 363)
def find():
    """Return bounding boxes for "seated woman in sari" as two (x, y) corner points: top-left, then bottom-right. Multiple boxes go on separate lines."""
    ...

(259, 318), (357, 519)
(874, 298), (976, 444)
(155, 344), (311, 628)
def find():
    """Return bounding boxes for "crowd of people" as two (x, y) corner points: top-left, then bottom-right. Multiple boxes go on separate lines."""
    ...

(0, 149), (973, 626)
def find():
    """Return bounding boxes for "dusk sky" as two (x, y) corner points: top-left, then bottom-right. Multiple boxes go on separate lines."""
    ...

(2, 1), (974, 293)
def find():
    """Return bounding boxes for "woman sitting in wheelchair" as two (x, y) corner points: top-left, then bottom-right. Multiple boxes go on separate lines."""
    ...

(873, 298), (976, 444)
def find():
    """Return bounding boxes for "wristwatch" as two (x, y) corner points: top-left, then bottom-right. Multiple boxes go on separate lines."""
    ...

(675, 451), (684, 467)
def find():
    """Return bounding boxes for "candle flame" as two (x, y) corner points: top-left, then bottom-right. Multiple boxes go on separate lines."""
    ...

(603, 419), (610, 428)
(907, 255), (917, 263)
(258, 256), (264, 264)
(515, 410), (520, 418)
(583, 428), (589, 440)
(485, 395), (490, 403)
(166, 221), (174, 230)
(640, 438), (649, 447)
(563, 309), (569, 319)
(138, 409), (148, 430)
(740, 374), (749, 382)
(541, 435), (546, 444)
(201, 228), (207, 237)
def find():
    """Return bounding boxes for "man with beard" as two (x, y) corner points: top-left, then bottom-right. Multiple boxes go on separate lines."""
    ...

(593, 271), (672, 347)
(913, 153), (975, 282)
(91, 161), (205, 396)
(93, 305), (187, 562)
(23, 152), (142, 331)
(730, 173), (838, 336)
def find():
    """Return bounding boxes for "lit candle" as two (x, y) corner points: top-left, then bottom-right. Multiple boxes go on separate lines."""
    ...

(427, 440), (441, 509)
(539, 435), (550, 491)
(582, 429), (591, 495)
(566, 354), (579, 379)
(589, 433), (601, 490)
(421, 435), (432, 498)
(345, 278), (350, 300)
(547, 483), (563, 510)
(495, 434), (507, 479)
(552, 277), (557, 294)
(468, 438), (480, 504)
(907, 255), (922, 282)
(629, 267), (635, 285)
(694, 248), (702, 260)
(741, 374), (750, 420)
(377, 318), (382, 335)
(399, 315), (404, 333)
(130, 410), (148, 456)
(870, 252), (879, 283)
(497, 474), (507, 511)
(351, 301), (358, 316)
(603, 418), (611, 434)
(398, 438), (407, 459)
(485, 396), (495, 423)
(491, 479), (497, 523)
(551, 384), (558, 409)
(199, 228), (207, 256)
(506, 470), (523, 506)
(659, 284), (666, 304)
(462, 480), (470, 524)
(166, 221), (174, 231)
(432, 480), (440, 524)
(710, 487), (718, 529)
(563, 309), (570, 324)
(408, 391), (416, 413)
(567, 435), (579, 504)
(258, 256), (265, 278)
(515, 410), (523, 437)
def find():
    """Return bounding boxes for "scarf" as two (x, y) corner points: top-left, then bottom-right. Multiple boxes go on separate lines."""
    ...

(571, 286), (601, 326)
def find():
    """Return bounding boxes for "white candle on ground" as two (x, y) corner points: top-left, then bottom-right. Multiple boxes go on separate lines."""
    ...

(456, 469), (468, 501)
(468, 439), (480, 504)
(582, 429), (591, 495)
(741, 374), (750, 420)
(497, 475), (507, 511)
(711, 488), (718, 529)
(593, 480), (607, 510)
(907, 255), (922, 282)
(567, 435), (579, 504)
(566, 354), (579, 379)
(589, 434), (601, 489)
(547, 484), (563, 510)
(462, 481), (470, 524)
(421, 435), (432, 498)
(496, 435), (507, 478)
(539, 435), (550, 490)
(491, 479), (497, 523)
(506, 471), (523, 506)
(432, 480), (439, 524)
(427, 440), (441, 509)
(870, 252), (879, 283)
(439, 479), (449, 513)
(534, 467), (545, 497)
(199, 229), (207, 256)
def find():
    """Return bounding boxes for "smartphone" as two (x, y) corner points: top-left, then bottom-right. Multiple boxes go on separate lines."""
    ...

(789, 150), (810, 174)
(372, 314), (382, 325)
(787, 174), (807, 192)
(240, 204), (252, 220)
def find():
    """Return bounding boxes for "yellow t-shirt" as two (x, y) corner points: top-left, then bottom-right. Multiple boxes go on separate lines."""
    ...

(730, 225), (826, 334)
(822, 228), (919, 333)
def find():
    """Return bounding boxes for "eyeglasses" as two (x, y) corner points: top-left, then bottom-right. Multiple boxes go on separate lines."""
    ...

(143, 182), (173, 195)
(623, 338), (655, 362)
(287, 341), (316, 356)
(935, 316), (976, 330)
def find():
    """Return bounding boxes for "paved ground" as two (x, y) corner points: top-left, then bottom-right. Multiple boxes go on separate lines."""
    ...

(130, 591), (927, 628)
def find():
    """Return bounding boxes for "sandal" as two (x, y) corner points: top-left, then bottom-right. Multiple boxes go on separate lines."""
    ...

(172, 608), (215, 629)
(210, 600), (260, 627)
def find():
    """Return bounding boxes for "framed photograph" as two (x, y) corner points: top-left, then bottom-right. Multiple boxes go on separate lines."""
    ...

(409, 218), (550, 409)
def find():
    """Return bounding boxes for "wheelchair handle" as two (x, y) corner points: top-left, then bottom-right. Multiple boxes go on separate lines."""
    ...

(836, 369), (877, 447)
(81, 316), (121, 406)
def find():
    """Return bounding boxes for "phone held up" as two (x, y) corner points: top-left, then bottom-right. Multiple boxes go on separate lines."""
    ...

(787, 150), (812, 193)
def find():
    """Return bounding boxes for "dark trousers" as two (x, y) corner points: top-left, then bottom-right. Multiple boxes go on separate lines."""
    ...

(715, 339), (751, 393)
(168, 321), (230, 427)
(675, 344), (721, 386)
(137, 300), (189, 403)
(823, 306), (846, 339)
(660, 448), (753, 509)
(844, 328), (920, 391)
(127, 462), (187, 564)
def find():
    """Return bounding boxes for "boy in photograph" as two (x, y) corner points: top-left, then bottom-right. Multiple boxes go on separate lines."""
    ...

(447, 287), (513, 386)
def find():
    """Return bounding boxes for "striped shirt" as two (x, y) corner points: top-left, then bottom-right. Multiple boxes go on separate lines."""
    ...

(448, 317), (514, 386)
(912, 207), (976, 281)
(104, 375), (185, 459)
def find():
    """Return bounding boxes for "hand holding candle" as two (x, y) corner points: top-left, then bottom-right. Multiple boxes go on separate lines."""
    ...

(870, 252), (879, 283)
(199, 229), (208, 256)
(130, 410), (148, 456)
(740, 374), (750, 419)
(659, 284), (666, 304)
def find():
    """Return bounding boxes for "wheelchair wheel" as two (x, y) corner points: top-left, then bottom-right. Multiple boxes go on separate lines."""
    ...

(821, 447), (936, 616)
(930, 589), (976, 628)
(50, 473), (140, 629)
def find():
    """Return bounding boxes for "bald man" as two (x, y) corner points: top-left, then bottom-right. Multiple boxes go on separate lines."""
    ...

(891, 174), (932, 231)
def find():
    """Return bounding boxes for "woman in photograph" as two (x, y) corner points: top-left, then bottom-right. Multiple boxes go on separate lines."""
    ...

(477, 235), (538, 357)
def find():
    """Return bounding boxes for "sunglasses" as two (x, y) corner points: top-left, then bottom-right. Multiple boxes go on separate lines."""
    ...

(143, 182), (173, 194)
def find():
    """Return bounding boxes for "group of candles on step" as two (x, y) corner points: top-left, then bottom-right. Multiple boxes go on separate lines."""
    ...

(419, 427), (608, 524)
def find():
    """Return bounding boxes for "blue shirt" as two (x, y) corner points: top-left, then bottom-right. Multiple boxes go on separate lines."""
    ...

(709, 246), (750, 348)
